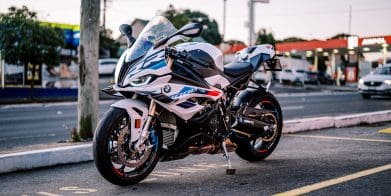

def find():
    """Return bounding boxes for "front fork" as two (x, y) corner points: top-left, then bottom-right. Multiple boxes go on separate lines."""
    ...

(133, 100), (157, 152)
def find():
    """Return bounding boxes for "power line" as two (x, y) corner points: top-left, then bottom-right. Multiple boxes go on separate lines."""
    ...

(258, 7), (391, 17)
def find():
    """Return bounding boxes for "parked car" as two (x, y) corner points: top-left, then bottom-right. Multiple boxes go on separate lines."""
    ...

(358, 64), (391, 99)
(317, 72), (334, 85)
(99, 58), (118, 76)
(252, 71), (267, 84)
(279, 68), (306, 85)
(304, 71), (319, 85)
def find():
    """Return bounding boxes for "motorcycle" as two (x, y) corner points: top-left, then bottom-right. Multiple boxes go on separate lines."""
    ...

(93, 16), (283, 186)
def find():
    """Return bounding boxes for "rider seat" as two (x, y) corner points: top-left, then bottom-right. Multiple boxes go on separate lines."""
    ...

(223, 62), (253, 77)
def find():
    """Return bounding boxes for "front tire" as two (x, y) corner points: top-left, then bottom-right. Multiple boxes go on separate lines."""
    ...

(235, 92), (283, 162)
(93, 108), (162, 186)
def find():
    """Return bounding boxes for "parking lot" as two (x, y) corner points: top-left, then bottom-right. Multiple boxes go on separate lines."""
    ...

(1, 123), (390, 195)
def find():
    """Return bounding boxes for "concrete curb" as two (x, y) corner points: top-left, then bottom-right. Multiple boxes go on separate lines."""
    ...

(0, 144), (92, 174)
(1, 110), (390, 174)
(283, 110), (391, 133)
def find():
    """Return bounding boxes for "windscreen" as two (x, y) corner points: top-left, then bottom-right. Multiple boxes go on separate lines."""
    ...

(125, 16), (177, 63)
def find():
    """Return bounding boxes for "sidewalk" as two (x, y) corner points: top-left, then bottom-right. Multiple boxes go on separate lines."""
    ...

(271, 83), (357, 94)
(1, 109), (390, 174)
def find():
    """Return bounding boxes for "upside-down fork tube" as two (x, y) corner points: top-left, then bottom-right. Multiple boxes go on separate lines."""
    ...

(134, 100), (157, 151)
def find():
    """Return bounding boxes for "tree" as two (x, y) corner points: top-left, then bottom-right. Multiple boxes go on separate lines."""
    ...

(328, 33), (351, 40)
(78, 0), (100, 139)
(99, 29), (120, 58)
(0, 6), (64, 98)
(256, 28), (275, 46)
(163, 5), (223, 45)
(279, 37), (307, 43)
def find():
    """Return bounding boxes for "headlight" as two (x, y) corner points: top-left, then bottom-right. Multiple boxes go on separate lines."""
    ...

(130, 75), (154, 87)
(384, 80), (391, 85)
(359, 79), (364, 84)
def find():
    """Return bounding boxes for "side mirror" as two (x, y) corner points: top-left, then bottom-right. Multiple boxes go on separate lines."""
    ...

(119, 24), (135, 48)
(177, 23), (203, 37)
(153, 22), (203, 49)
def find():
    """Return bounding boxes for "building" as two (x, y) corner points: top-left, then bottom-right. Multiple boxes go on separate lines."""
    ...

(276, 35), (391, 82)
(117, 18), (149, 51)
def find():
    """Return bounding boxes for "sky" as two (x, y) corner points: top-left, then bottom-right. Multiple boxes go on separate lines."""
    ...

(1, 0), (391, 43)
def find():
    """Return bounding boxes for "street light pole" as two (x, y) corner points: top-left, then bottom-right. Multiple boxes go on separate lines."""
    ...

(248, 0), (254, 46)
(248, 0), (269, 46)
(348, 5), (352, 34)
(103, 0), (106, 29)
(223, 0), (227, 41)
(0, 51), (4, 89)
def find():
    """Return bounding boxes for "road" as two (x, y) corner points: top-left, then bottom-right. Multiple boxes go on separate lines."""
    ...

(0, 91), (390, 150)
(1, 124), (390, 195)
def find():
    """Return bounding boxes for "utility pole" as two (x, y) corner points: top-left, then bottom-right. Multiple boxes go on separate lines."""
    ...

(103, 0), (106, 29)
(0, 51), (4, 89)
(223, 0), (227, 41)
(78, 0), (101, 139)
(348, 5), (352, 34)
(248, 0), (254, 46)
(248, 0), (269, 46)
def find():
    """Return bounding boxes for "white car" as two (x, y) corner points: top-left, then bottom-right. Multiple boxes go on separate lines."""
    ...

(279, 68), (306, 85)
(99, 58), (118, 76)
(358, 64), (391, 99)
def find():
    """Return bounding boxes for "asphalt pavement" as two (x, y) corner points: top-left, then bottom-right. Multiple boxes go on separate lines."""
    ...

(0, 123), (390, 195)
(0, 88), (390, 150)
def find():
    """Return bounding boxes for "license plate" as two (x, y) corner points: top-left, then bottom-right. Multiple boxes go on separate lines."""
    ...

(264, 58), (282, 71)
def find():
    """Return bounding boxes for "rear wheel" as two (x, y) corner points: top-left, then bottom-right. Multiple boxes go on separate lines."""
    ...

(93, 108), (162, 186)
(235, 93), (283, 162)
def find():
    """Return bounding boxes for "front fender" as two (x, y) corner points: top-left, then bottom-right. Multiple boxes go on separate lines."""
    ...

(111, 99), (149, 142)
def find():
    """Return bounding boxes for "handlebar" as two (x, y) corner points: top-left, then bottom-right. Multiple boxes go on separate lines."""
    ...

(165, 47), (207, 66)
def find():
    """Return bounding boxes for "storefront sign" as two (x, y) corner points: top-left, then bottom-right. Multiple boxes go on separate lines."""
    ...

(348, 36), (358, 49)
(362, 37), (386, 45)
(25, 64), (42, 86)
(345, 67), (357, 82)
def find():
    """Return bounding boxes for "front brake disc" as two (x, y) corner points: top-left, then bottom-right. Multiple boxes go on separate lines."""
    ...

(117, 126), (152, 168)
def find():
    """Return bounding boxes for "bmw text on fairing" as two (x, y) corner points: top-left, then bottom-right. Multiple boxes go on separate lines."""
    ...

(93, 16), (283, 185)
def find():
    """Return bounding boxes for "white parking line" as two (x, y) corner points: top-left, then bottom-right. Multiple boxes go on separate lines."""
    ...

(274, 164), (391, 196)
(150, 173), (172, 177)
(0, 100), (115, 109)
(153, 171), (181, 176)
(275, 92), (355, 97)
(169, 167), (208, 173)
(141, 178), (158, 183)
(36, 192), (62, 196)
(193, 163), (221, 168)
(282, 106), (304, 111)
(286, 134), (391, 143)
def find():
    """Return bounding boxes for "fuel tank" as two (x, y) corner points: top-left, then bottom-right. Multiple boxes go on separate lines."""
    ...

(175, 42), (229, 88)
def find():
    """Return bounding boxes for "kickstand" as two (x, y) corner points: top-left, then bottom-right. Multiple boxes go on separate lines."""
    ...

(222, 140), (236, 175)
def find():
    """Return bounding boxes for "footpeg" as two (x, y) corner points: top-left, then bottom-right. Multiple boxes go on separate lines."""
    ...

(222, 140), (236, 175)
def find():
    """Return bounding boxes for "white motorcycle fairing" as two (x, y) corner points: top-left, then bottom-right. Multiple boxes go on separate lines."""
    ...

(111, 99), (148, 143)
(109, 16), (277, 146)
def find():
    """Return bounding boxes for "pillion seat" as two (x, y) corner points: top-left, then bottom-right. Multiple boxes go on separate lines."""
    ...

(223, 61), (253, 77)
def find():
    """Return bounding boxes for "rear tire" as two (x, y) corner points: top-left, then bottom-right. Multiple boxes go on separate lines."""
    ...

(93, 108), (162, 186)
(235, 93), (283, 162)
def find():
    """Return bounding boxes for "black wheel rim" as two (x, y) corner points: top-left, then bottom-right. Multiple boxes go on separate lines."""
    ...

(250, 99), (280, 154)
(106, 114), (159, 178)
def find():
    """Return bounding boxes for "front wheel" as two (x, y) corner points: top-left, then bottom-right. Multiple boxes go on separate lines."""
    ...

(93, 108), (162, 186)
(235, 92), (283, 162)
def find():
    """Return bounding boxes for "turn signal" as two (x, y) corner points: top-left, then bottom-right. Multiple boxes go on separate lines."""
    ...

(135, 119), (141, 128)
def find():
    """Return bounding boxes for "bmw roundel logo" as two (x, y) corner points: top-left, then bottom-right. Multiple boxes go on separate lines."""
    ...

(163, 85), (171, 93)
